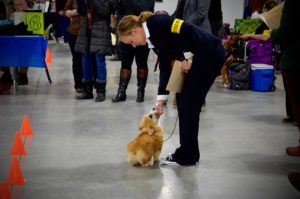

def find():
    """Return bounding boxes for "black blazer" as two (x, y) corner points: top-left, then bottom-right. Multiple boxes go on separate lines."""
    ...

(147, 15), (220, 62)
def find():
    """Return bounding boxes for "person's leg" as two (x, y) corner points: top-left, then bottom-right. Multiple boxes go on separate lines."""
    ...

(95, 53), (107, 102)
(112, 43), (134, 102)
(283, 71), (300, 156)
(174, 66), (218, 165)
(282, 74), (296, 123)
(68, 33), (83, 92)
(135, 45), (150, 102)
(166, 45), (225, 165)
(76, 53), (93, 100)
(17, 67), (28, 85)
(0, 67), (13, 84)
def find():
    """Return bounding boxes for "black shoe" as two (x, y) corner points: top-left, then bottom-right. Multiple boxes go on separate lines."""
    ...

(288, 171), (300, 192)
(111, 93), (126, 102)
(0, 72), (13, 84)
(18, 73), (28, 85)
(75, 88), (84, 93)
(282, 117), (295, 123)
(160, 153), (179, 166)
(76, 92), (93, 100)
(161, 153), (199, 166)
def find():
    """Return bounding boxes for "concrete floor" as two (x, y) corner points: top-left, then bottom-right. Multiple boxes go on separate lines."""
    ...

(0, 41), (300, 199)
(0, 39), (300, 198)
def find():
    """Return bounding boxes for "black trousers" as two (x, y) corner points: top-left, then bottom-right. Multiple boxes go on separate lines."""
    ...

(68, 33), (83, 89)
(282, 72), (295, 119)
(282, 71), (300, 135)
(174, 45), (225, 164)
(121, 43), (150, 70)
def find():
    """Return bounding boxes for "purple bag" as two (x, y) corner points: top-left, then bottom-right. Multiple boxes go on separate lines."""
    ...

(247, 40), (273, 65)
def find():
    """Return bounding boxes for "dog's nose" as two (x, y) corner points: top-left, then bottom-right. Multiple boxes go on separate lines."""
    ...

(148, 114), (153, 119)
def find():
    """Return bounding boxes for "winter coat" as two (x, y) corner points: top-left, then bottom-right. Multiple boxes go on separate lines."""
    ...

(117, 0), (155, 17)
(75, 0), (117, 55)
(173, 0), (211, 32)
(271, 0), (300, 71)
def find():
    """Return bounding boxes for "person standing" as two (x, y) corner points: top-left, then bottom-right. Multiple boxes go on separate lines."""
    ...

(63, 0), (84, 93)
(157, 0), (211, 105)
(117, 12), (225, 165)
(75, 0), (116, 102)
(270, 0), (300, 156)
(270, 0), (300, 191)
(111, 0), (155, 103)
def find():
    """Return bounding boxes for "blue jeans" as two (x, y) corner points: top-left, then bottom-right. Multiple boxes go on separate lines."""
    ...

(82, 53), (107, 82)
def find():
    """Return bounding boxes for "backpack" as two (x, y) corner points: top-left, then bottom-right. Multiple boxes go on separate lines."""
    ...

(229, 60), (251, 90)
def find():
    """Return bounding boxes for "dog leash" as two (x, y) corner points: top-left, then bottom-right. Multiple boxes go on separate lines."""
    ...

(149, 107), (178, 142)
(162, 114), (179, 142)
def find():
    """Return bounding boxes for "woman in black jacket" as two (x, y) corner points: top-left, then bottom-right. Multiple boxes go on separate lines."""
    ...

(117, 12), (225, 165)
(111, 0), (155, 103)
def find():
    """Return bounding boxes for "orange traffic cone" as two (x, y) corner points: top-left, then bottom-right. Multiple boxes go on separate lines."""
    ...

(0, 182), (11, 199)
(45, 47), (52, 69)
(6, 158), (26, 185)
(10, 132), (26, 156)
(19, 115), (34, 137)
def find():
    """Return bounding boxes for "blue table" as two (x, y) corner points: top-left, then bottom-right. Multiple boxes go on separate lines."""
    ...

(0, 36), (52, 83)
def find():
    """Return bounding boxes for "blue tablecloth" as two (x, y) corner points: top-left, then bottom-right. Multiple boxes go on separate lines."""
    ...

(0, 36), (47, 68)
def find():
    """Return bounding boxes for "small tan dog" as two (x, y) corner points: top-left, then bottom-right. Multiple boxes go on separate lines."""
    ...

(127, 113), (164, 167)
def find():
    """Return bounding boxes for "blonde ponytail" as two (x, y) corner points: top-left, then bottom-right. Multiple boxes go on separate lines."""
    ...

(138, 11), (153, 23)
(118, 11), (153, 36)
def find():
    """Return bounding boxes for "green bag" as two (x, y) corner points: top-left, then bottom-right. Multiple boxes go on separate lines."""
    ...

(234, 18), (262, 34)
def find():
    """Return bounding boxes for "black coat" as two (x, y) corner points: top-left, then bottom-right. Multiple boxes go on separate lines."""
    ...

(147, 15), (220, 63)
(117, 0), (155, 17)
(148, 15), (224, 95)
(75, 0), (117, 55)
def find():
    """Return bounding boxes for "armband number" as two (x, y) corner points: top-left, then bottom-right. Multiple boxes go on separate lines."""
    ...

(171, 19), (184, 34)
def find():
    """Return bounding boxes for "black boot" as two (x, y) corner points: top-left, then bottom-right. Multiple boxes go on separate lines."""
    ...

(76, 80), (94, 99)
(136, 68), (148, 102)
(95, 81), (106, 102)
(0, 70), (13, 84)
(112, 69), (131, 103)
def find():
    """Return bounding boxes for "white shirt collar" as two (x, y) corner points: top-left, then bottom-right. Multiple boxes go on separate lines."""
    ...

(142, 22), (154, 48)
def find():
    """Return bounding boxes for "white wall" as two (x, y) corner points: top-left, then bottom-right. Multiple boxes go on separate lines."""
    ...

(155, 0), (244, 27)
(154, 0), (178, 15)
(221, 0), (244, 26)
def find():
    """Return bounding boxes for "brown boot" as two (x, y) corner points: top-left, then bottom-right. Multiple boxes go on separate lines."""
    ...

(136, 68), (148, 102)
(286, 146), (300, 156)
(288, 171), (300, 192)
(0, 83), (12, 94)
(112, 69), (131, 103)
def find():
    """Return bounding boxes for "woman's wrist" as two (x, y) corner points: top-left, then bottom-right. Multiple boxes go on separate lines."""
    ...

(156, 100), (164, 107)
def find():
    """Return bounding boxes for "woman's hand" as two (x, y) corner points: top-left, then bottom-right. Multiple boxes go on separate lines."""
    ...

(181, 59), (192, 73)
(240, 34), (250, 40)
(65, 9), (78, 18)
(154, 101), (164, 119)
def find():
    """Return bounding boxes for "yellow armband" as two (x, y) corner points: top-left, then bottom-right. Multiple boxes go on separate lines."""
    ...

(263, 30), (270, 38)
(171, 19), (184, 34)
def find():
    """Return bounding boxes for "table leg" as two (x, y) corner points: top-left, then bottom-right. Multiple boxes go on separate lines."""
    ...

(44, 62), (52, 84)
(12, 68), (17, 94)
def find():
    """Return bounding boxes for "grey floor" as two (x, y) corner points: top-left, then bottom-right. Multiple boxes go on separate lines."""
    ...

(0, 42), (300, 199)
(0, 40), (299, 199)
